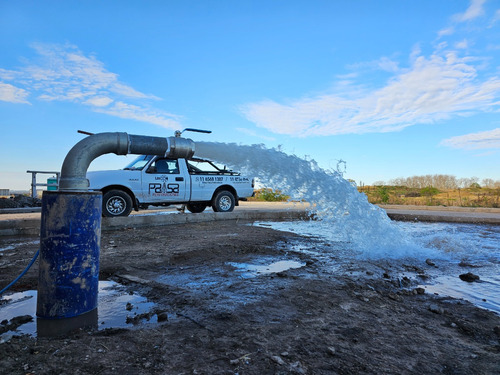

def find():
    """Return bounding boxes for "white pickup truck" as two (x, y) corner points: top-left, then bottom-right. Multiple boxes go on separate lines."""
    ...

(87, 155), (254, 217)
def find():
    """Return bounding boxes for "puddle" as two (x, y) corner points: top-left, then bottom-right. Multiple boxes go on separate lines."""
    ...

(256, 220), (500, 315)
(420, 274), (500, 314)
(0, 281), (158, 341)
(227, 259), (305, 278)
(156, 255), (307, 311)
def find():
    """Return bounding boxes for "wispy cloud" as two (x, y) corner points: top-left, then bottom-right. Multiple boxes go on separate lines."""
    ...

(235, 127), (275, 141)
(94, 101), (182, 128)
(452, 0), (486, 23)
(241, 1), (500, 138)
(452, 0), (486, 22)
(0, 43), (180, 129)
(439, 0), (487, 37)
(441, 128), (500, 150)
(241, 50), (500, 137)
(492, 9), (500, 25)
(0, 82), (30, 104)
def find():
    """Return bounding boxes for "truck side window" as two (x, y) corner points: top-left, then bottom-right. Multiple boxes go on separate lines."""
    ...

(187, 162), (201, 174)
(148, 159), (180, 174)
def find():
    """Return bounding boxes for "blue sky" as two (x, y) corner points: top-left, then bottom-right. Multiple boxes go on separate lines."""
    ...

(1, 0), (500, 190)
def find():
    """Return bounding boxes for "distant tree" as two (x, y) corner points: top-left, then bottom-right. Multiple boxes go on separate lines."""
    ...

(254, 188), (289, 202)
(390, 174), (458, 190)
(481, 178), (495, 188)
(377, 175), (498, 190)
(459, 177), (480, 189)
(376, 186), (390, 203)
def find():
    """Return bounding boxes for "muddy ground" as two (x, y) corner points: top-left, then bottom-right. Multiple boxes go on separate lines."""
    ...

(1, 220), (499, 374)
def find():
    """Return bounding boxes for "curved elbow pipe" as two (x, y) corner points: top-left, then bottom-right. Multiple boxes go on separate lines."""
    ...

(59, 132), (195, 191)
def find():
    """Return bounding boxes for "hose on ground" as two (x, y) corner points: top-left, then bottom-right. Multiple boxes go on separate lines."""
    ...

(0, 249), (39, 296)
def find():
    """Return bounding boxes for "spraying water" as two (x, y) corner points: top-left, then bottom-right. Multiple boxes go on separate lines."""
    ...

(196, 142), (416, 256)
(196, 142), (500, 313)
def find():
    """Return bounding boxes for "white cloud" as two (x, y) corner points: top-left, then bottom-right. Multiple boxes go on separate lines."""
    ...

(455, 39), (469, 49)
(241, 51), (500, 137)
(0, 82), (30, 104)
(438, 27), (455, 38)
(84, 96), (114, 107)
(0, 43), (180, 129)
(0, 68), (21, 81)
(452, 0), (486, 23)
(492, 9), (500, 25)
(94, 101), (181, 129)
(347, 56), (400, 74)
(438, 0), (486, 37)
(441, 128), (500, 150)
(240, 1), (496, 138)
(235, 127), (275, 141)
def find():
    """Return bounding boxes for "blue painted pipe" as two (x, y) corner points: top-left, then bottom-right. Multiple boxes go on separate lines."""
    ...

(37, 191), (102, 319)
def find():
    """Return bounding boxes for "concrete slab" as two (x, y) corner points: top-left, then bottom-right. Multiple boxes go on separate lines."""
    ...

(1, 202), (498, 237)
(383, 207), (500, 225)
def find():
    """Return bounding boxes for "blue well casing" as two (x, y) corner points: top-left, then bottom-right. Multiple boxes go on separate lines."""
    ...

(37, 190), (102, 319)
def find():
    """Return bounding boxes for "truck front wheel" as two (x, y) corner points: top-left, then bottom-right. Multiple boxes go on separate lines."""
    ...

(102, 190), (133, 217)
(212, 190), (235, 212)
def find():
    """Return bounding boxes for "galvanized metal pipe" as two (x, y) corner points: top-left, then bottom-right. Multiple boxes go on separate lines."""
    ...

(58, 132), (195, 191)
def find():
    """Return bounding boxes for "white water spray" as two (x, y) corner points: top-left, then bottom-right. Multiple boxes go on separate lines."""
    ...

(196, 142), (416, 256)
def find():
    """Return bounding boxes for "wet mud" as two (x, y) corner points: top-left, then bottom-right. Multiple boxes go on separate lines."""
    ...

(1, 220), (499, 374)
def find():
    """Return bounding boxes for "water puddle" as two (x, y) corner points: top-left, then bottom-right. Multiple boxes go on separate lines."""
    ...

(227, 259), (305, 278)
(420, 274), (500, 314)
(255, 220), (500, 315)
(156, 255), (308, 310)
(0, 280), (158, 341)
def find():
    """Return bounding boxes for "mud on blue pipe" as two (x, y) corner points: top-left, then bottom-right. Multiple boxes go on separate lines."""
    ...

(37, 191), (102, 319)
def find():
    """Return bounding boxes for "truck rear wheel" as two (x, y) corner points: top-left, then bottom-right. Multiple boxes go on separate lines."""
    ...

(186, 203), (207, 213)
(212, 190), (235, 212)
(103, 190), (133, 217)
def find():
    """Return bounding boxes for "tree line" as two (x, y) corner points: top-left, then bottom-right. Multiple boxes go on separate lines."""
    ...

(372, 175), (500, 190)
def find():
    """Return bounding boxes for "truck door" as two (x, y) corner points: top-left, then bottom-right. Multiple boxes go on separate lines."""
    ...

(142, 158), (187, 203)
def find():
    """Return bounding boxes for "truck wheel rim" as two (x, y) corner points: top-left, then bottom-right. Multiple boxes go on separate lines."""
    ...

(107, 197), (125, 215)
(219, 196), (231, 211)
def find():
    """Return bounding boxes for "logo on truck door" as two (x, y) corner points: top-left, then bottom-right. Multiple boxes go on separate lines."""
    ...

(149, 183), (180, 196)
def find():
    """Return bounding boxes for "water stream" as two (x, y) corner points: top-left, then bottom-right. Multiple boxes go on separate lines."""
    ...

(196, 142), (500, 313)
(196, 142), (414, 254)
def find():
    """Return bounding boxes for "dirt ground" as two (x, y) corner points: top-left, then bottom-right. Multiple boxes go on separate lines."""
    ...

(1, 220), (499, 375)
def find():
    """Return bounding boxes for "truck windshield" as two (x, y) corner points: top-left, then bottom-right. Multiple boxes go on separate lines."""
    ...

(123, 155), (154, 170)
(187, 159), (233, 174)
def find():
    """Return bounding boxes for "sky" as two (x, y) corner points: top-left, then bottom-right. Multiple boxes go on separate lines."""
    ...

(1, 0), (500, 191)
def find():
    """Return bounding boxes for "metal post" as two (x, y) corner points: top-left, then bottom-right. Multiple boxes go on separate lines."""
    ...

(31, 172), (37, 198)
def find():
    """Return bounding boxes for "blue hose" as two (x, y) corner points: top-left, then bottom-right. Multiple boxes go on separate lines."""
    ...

(0, 249), (39, 296)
